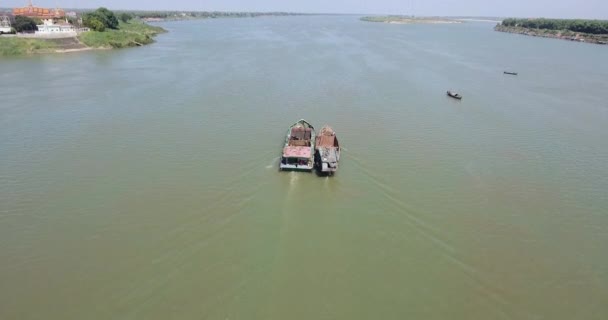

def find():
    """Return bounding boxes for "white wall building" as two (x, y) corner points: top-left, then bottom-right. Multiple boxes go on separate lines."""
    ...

(37, 24), (76, 33)
(36, 18), (74, 34)
(0, 15), (12, 33)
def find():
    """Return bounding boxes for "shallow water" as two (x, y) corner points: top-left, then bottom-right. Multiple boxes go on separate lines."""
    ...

(1, 16), (607, 319)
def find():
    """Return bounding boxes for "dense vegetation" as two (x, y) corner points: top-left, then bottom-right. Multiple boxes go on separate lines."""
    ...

(83, 7), (120, 32)
(78, 20), (165, 49)
(76, 7), (165, 49)
(114, 10), (308, 20)
(501, 18), (608, 35)
(0, 37), (56, 56)
(1, 7), (298, 55)
(360, 16), (461, 24)
(119, 13), (133, 23)
(0, 7), (165, 56)
(361, 16), (412, 22)
(0, 19), (164, 56)
(12, 16), (39, 33)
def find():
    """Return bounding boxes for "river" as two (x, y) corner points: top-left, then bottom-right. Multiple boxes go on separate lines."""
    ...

(1, 16), (607, 319)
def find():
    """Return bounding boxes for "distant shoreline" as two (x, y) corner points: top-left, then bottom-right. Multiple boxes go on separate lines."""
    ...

(125, 11), (315, 23)
(495, 25), (608, 45)
(455, 18), (502, 23)
(360, 16), (463, 25)
(0, 20), (165, 57)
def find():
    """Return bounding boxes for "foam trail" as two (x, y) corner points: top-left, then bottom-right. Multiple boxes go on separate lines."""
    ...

(277, 172), (299, 238)
(265, 157), (280, 169)
(323, 176), (330, 189)
(288, 172), (299, 189)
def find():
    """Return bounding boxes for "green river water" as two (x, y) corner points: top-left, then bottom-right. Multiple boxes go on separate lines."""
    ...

(1, 16), (607, 319)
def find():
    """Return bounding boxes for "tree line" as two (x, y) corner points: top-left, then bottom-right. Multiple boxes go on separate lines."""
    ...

(82, 8), (121, 32)
(118, 11), (307, 19)
(501, 18), (608, 35)
(12, 16), (40, 32)
(8, 8), (132, 33)
(8, 9), (305, 33)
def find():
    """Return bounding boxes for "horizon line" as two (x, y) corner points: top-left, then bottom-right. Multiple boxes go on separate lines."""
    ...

(1, 7), (607, 20)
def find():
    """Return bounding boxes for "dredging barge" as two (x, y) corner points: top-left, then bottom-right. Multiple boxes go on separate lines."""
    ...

(315, 126), (340, 175)
(279, 119), (316, 171)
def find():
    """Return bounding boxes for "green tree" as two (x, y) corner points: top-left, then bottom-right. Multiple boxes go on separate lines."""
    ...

(85, 16), (106, 32)
(96, 7), (119, 29)
(119, 13), (133, 23)
(82, 7), (119, 31)
(13, 16), (38, 33)
(501, 18), (608, 35)
(66, 16), (80, 27)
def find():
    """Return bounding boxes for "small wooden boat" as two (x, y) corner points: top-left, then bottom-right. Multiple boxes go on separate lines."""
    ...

(315, 126), (340, 175)
(504, 71), (518, 75)
(279, 119), (316, 172)
(447, 90), (462, 100)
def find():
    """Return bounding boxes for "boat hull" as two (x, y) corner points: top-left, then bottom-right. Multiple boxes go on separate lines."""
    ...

(314, 125), (340, 175)
(279, 119), (316, 172)
(447, 91), (462, 100)
(279, 164), (314, 171)
(315, 149), (340, 175)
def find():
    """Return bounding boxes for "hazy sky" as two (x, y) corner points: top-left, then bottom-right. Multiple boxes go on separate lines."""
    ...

(4, 0), (608, 19)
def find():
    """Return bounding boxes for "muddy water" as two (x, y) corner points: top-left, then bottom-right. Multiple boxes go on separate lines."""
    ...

(1, 16), (607, 319)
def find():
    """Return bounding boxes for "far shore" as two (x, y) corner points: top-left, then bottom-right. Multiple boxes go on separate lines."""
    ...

(0, 20), (166, 57)
(361, 16), (463, 25)
(0, 10), (311, 57)
(495, 25), (608, 45)
(455, 18), (502, 23)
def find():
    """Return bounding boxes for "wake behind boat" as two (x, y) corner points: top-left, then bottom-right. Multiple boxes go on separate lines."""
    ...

(315, 125), (340, 175)
(280, 119), (316, 171)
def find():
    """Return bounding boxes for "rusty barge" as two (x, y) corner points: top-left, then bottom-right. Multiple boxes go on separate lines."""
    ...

(315, 126), (340, 175)
(279, 119), (316, 171)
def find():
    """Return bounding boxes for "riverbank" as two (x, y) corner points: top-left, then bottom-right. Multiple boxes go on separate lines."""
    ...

(361, 16), (462, 24)
(0, 20), (165, 57)
(128, 11), (311, 22)
(0, 37), (62, 56)
(78, 20), (166, 49)
(495, 24), (608, 45)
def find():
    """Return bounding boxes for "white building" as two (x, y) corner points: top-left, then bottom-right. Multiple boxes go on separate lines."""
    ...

(36, 18), (74, 34)
(0, 15), (12, 33)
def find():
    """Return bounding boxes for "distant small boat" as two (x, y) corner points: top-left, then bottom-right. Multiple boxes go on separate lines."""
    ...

(447, 90), (462, 100)
(504, 71), (518, 75)
(280, 119), (316, 172)
(315, 126), (340, 175)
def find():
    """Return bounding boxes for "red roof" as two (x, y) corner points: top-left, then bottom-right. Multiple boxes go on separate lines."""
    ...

(283, 146), (311, 158)
(13, 3), (65, 18)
